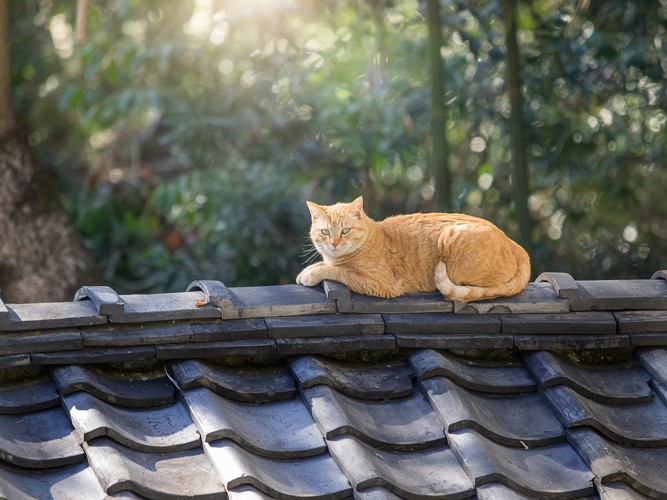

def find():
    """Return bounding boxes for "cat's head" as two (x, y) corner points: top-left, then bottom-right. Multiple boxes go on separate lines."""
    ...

(306, 196), (369, 260)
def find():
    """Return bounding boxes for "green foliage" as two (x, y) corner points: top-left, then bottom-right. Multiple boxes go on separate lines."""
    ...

(9, 0), (667, 293)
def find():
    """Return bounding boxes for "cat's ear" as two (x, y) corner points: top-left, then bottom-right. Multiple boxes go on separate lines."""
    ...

(349, 196), (364, 219)
(306, 201), (327, 222)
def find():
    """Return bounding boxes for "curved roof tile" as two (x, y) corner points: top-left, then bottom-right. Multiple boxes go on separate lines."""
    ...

(183, 386), (325, 458)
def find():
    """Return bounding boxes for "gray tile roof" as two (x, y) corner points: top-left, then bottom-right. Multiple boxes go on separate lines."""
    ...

(0, 271), (666, 498)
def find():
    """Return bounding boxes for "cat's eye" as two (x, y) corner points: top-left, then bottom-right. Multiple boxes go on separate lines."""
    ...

(341, 227), (351, 234)
(321, 229), (330, 236)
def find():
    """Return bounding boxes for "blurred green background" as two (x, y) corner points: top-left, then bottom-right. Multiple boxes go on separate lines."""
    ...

(10, 0), (667, 293)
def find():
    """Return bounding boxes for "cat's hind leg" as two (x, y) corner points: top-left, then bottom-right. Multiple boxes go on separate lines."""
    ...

(434, 224), (529, 302)
(434, 261), (488, 302)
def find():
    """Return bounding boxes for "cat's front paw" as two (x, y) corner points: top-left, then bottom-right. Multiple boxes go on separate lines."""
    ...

(296, 265), (324, 287)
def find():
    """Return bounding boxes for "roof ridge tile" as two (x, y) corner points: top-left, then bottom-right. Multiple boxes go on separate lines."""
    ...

(0, 328), (83, 356)
(453, 282), (568, 314)
(186, 280), (236, 317)
(0, 301), (105, 332)
(73, 286), (125, 317)
(224, 284), (336, 319)
(265, 313), (385, 339)
(538, 272), (667, 311)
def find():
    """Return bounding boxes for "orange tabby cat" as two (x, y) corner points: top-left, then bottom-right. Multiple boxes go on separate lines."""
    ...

(296, 196), (530, 302)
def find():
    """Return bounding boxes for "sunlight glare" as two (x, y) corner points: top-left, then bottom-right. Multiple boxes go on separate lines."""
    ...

(184, 0), (214, 37)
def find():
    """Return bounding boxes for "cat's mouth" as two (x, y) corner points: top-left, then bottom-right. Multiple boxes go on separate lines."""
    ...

(321, 244), (345, 258)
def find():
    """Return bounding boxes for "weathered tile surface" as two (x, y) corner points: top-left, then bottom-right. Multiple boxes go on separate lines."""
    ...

(544, 385), (667, 447)
(327, 436), (473, 499)
(81, 321), (194, 347)
(0, 328), (83, 355)
(500, 311), (617, 335)
(0, 460), (105, 500)
(476, 483), (540, 500)
(64, 392), (200, 452)
(0, 353), (30, 368)
(74, 285), (125, 316)
(524, 351), (652, 404)
(409, 349), (535, 393)
(85, 437), (226, 498)
(275, 334), (396, 355)
(265, 313), (384, 338)
(353, 487), (404, 500)
(637, 348), (667, 386)
(342, 291), (453, 314)
(0, 301), (106, 331)
(3, 275), (667, 498)
(0, 376), (59, 414)
(454, 282), (568, 314)
(225, 285), (336, 319)
(303, 383), (447, 452)
(184, 386), (325, 458)
(576, 278), (667, 311)
(383, 312), (501, 335)
(186, 279), (235, 317)
(535, 272), (579, 301)
(155, 338), (277, 359)
(169, 360), (296, 403)
(0, 406), (84, 468)
(614, 310), (667, 334)
(595, 480), (654, 500)
(539, 272), (667, 311)
(31, 346), (157, 365)
(448, 429), (595, 498)
(53, 365), (175, 408)
(290, 355), (414, 399)
(321, 279), (456, 314)
(513, 333), (630, 350)
(568, 427), (667, 498)
(421, 376), (564, 448)
(115, 292), (222, 323)
(205, 439), (351, 499)
(395, 332), (514, 349)
(192, 318), (268, 342)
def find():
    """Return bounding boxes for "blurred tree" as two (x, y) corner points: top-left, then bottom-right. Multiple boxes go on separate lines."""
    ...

(8, 0), (667, 293)
(0, 0), (97, 302)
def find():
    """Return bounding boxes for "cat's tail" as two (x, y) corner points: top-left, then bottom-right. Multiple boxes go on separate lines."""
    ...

(434, 261), (531, 302)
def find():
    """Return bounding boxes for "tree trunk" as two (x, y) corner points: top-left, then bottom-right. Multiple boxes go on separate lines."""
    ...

(502, 0), (532, 255)
(0, 0), (16, 135)
(0, 1), (99, 303)
(426, 0), (451, 212)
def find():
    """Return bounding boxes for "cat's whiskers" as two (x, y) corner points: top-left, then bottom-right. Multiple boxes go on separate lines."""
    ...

(300, 242), (321, 264)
